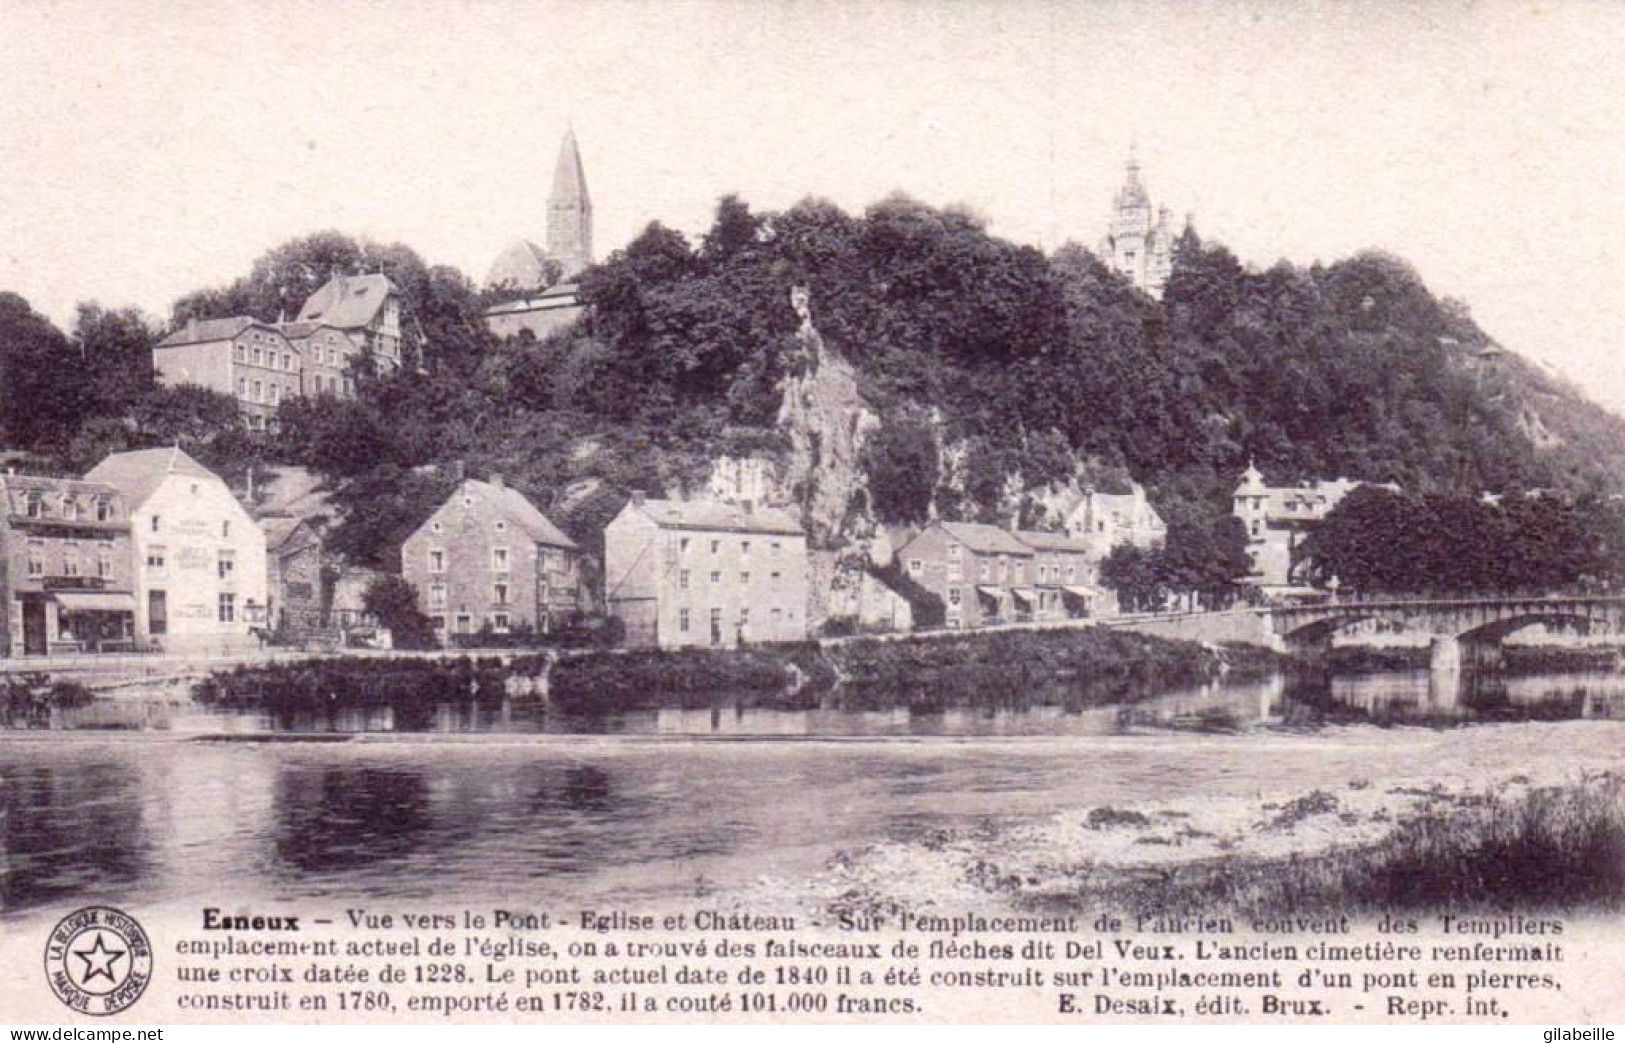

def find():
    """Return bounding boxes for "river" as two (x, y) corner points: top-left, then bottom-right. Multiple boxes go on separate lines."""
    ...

(3, 668), (1624, 924)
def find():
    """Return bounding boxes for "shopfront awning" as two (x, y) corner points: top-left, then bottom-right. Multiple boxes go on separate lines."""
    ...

(1061, 585), (1099, 599)
(54, 591), (137, 613)
(975, 585), (1008, 600)
(1010, 587), (1039, 604)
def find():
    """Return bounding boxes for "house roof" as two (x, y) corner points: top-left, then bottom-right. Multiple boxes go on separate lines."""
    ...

(627, 498), (803, 537)
(937, 521), (1034, 556)
(295, 273), (397, 329)
(1013, 529), (1093, 554)
(0, 475), (126, 526)
(445, 479), (578, 550)
(276, 320), (343, 340)
(83, 446), (220, 509)
(156, 316), (277, 348)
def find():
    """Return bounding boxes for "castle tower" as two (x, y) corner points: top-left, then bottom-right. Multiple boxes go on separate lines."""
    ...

(1099, 149), (1175, 297)
(546, 127), (594, 279)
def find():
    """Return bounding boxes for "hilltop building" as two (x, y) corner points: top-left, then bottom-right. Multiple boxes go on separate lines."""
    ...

(1099, 151), (1178, 297)
(84, 447), (268, 653)
(1065, 484), (1168, 559)
(1232, 464), (1390, 591)
(153, 273), (404, 431)
(401, 477), (583, 641)
(604, 494), (809, 648)
(0, 474), (135, 657)
(482, 129), (594, 340)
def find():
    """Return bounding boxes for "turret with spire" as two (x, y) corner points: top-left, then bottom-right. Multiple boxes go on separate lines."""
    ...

(1099, 146), (1177, 297)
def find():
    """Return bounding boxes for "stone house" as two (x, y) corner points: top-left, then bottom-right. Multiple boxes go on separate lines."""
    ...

(84, 447), (268, 654)
(0, 475), (136, 657)
(153, 274), (404, 430)
(895, 522), (1037, 629)
(604, 494), (809, 648)
(1231, 464), (1391, 591)
(401, 477), (583, 640)
(1065, 484), (1167, 560)
(153, 319), (301, 432)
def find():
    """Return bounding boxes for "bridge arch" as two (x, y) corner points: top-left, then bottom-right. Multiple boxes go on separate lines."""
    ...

(1278, 615), (1376, 653)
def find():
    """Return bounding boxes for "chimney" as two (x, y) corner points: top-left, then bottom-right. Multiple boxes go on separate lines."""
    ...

(629, 489), (646, 508)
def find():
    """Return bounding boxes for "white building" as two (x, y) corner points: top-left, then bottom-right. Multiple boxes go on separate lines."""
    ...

(1232, 463), (1386, 592)
(85, 447), (268, 654)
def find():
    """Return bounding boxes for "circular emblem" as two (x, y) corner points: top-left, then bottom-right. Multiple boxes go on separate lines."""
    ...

(43, 906), (153, 1016)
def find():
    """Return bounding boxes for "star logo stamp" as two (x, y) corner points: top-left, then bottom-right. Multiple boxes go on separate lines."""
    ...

(43, 906), (153, 1016)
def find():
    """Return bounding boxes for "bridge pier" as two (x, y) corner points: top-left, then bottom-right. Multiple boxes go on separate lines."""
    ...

(1430, 635), (1503, 674)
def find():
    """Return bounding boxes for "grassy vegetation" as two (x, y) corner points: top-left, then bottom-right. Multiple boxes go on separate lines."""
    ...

(1, 673), (93, 725)
(1023, 773), (1625, 917)
(194, 657), (517, 711)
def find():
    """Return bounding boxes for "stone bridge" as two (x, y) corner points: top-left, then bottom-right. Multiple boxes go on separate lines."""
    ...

(1265, 596), (1625, 670)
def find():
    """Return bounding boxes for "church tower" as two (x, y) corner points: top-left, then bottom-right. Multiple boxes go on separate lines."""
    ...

(1099, 149), (1175, 297)
(546, 127), (594, 279)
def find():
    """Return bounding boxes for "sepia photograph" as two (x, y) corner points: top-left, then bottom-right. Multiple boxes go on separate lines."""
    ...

(1, 0), (1623, 1027)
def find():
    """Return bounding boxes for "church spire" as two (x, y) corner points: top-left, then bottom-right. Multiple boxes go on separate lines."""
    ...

(547, 127), (594, 277)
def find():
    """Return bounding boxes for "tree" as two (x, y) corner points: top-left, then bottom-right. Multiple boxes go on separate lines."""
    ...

(862, 409), (939, 523)
(362, 575), (438, 649)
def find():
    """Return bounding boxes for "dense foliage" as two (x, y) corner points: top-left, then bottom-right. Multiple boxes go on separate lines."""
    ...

(6, 193), (1625, 593)
(1300, 486), (1625, 594)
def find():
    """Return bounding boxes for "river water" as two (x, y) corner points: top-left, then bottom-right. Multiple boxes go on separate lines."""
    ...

(4, 668), (1624, 923)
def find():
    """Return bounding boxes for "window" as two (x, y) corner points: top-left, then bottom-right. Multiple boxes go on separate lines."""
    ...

(428, 548), (445, 573)
(739, 607), (750, 631)
(494, 582), (509, 606)
(948, 587), (962, 609)
(462, 496), (473, 509)
(146, 546), (166, 571)
(455, 613), (472, 634)
(979, 559), (991, 581)
(252, 347), (263, 366)
(771, 542), (781, 555)
(62, 497), (78, 521)
(97, 549), (112, 579)
(283, 353), (291, 370)
(432, 521), (443, 534)
(491, 547), (509, 572)
(26, 540), (43, 576)
(151, 515), (160, 533)
(709, 607), (722, 646)
(680, 537), (690, 554)
(710, 540), (720, 554)
(432, 615), (446, 632)
(678, 608), (690, 633)
(496, 520), (507, 533)
(252, 380), (263, 402)
(218, 593), (236, 623)
(740, 572), (751, 586)
(429, 584), (447, 610)
(218, 550), (235, 581)
(271, 384), (280, 405)
(235, 344), (246, 362)
(741, 541), (751, 556)
(148, 590), (167, 635)
(222, 520), (230, 538)
(62, 544), (80, 577)
(25, 492), (41, 518)
(771, 608), (782, 625)
(679, 569), (690, 590)
(770, 571), (781, 582)
(96, 498), (111, 522)
(492, 613), (510, 633)
(709, 571), (720, 585)
(237, 378), (246, 397)
(1067, 564), (1077, 582)
(909, 559), (922, 576)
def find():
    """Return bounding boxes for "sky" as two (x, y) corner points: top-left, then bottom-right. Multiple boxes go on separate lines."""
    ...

(3, 0), (1624, 412)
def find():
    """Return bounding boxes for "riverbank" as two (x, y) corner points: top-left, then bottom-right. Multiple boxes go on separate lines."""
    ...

(179, 626), (1272, 715)
(727, 731), (1625, 923)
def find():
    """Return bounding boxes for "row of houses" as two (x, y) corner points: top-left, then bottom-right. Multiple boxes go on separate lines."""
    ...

(1, 449), (267, 657)
(390, 479), (1164, 649)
